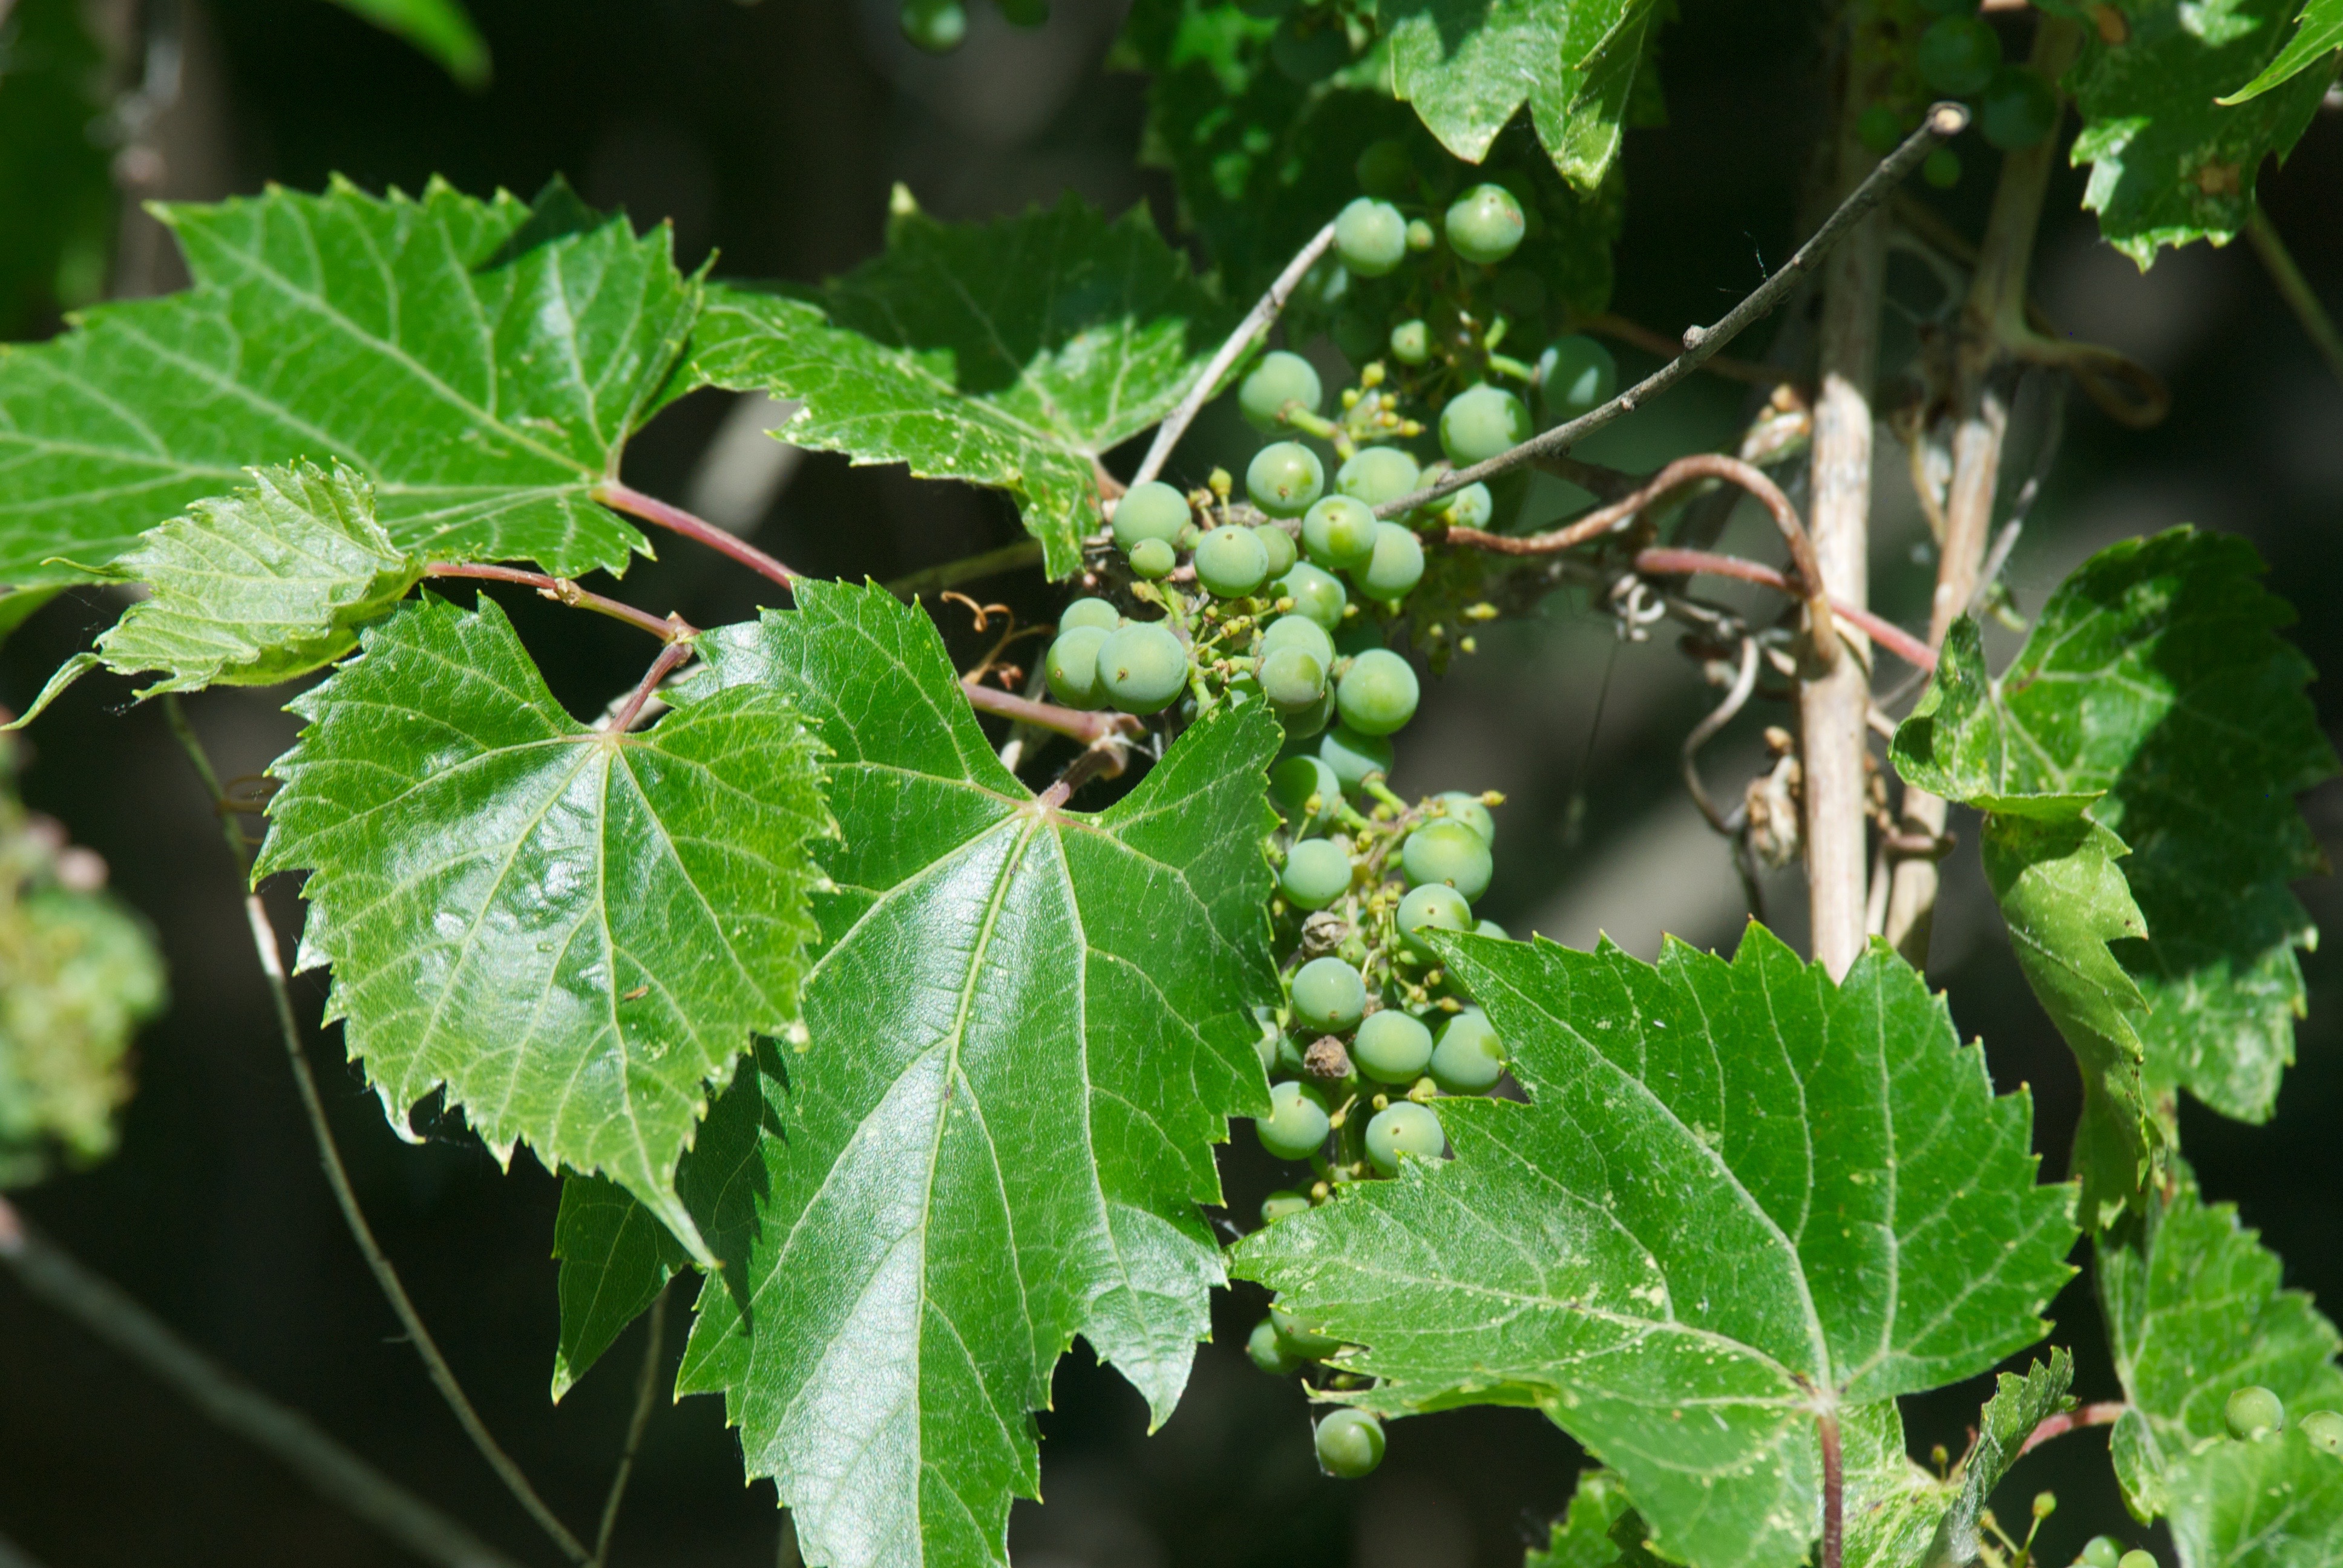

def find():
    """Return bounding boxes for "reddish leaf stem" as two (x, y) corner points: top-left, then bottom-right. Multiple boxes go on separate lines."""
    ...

(2017, 1400), (2126, 1458)
(425, 563), (687, 642)
(963, 679), (1142, 748)
(609, 639), (698, 735)
(1633, 547), (1936, 671)
(593, 479), (800, 592)
(1820, 1408), (1844, 1568)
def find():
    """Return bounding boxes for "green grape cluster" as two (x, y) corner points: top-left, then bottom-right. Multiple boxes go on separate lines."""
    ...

(1852, 3), (2062, 193)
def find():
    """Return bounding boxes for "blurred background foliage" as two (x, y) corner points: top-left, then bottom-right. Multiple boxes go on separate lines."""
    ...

(0, 1), (2337, 1563)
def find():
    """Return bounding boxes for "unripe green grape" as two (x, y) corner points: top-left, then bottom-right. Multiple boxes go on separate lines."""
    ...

(1271, 754), (1343, 833)
(1256, 1079), (1331, 1160)
(1917, 16), (1999, 96)
(1254, 523), (1299, 578)
(1337, 648), (1420, 736)
(1431, 1008), (1506, 1092)
(899, 0), (968, 52)
(1337, 446), (1422, 507)
(1436, 790), (1496, 845)
(1302, 494), (1378, 570)
(1389, 319), (1430, 364)
(1097, 621), (1188, 713)
(1272, 1304), (1343, 1359)
(1260, 646), (1329, 713)
(1982, 65), (2057, 151)
(1113, 480), (1190, 552)
(1319, 725), (1394, 792)
(1405, 218), (1436, 252)
(1240, 351), (1324, 432)
(1401, 818), (1492, 900)
(1260, 1188), (1312, 1224)
(1473, 917), (1510, 940)
(1444, 183), (1525, 265)
(1330, 311), (1381, 366)
(1354, 1010), (1434, 1084)
(1856, 103), (1906, 155)
(2117, 1554), (2155, 1568)
(1061, 596), (1121, 633)
(1441, 384), (1532, 466)
(2227, 1385), (2286, 1440)
(1334, 197), (1408, 278)
(1354, 137), (1414, 198)
(1397, 883), (1472, 961)
(1247, 1316), (1303, 1376)
(1280, 684), (1336, 739)
(1128, 536), (1176, 580)
(2300, 1408), (2343, 1455)
(1277, 562), (1348, 629)
(1262, 611), (1337, 667)
(1365, 1100), (1443, 1174)
(1280, 836), (1352, 910)
(1247, 441), (1326, 517)
(1314, 1410), (1386, 1478)
(2076, 1539), (2123, 1568)
(1044, 626), (1110, 710)
(1922, 146), (1962, 189)
(1435, 482), (1493, 529)
(1536, 336), (1618, 426)
(1194, 524), (1271, 597)
(1358, 523), (1424, 602)
(1292, 955), (1366, 1033)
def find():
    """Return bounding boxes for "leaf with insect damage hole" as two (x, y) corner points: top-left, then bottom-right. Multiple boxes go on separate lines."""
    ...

(254, 595), (830, 1263)
(1234, 926), (2076, 1568)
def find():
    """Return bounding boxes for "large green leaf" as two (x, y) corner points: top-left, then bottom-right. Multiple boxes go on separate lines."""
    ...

(0, 0), (113, 339)
(11, 462), (425, 728)
(2166, 1426), (2343, 1567)
(2068, 0), (2331, 265)
(549, 1170), (690, 1400)
(0, 178), (695, 591)
(2098, 1167), (2343, 1521)
(321, 0), (490, 85)
(2220, 0), (2343, 103)
(681, 196), (1232, 580)
(1234, 927), (2076, 1568)
(1382, 0), (1663, 191)
(255, 595), (830, 1260)
(1892, 529), (2336, 1131)
(648, 580), (1279, 1568)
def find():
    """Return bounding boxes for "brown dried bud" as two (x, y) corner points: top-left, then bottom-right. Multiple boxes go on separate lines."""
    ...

(1302, 1036), (1354, 1082)
(1299, 910), (1351, 958)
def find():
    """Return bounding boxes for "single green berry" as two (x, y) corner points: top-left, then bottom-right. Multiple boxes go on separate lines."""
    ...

(1280, 835), (1352, 909)
(1261, 611), (1337, 667)
(1260, 1188), (1312, 1224)
(1389, 318), (1430, 364)
(1272, 1304), (1343, 1359)
(1397, 883), (1472, 962)
(2299, 1408), (2343, 1455)
(1318, 724), (1394, 793)
(1981, 65), (2058, 152)
(1194, 523), (1272, 598)
(1112, 479), (1190, 552)
(1444, 183), (1526, 265)
(1473, 917), (1510, 940)
(1917, 15), (2001, 96)
(1270, 753), (1343, 834)
(2116, 1553), (2156, 1568)
(1440, 384), (1533, 466)
(1334, 197), (1408, 278)
(1358, 522), (1424, 602)
(1256, 1080), (1331, 1160)
(1247, 1316), (1303, 1376)
(1043, 626), (1110, 710)
(1337, 647), (1420, 736)
(1354, 1010), (1434, 1084)
(2076, 1538), (2123, 1568)
(1405, 218), (1436, 252)
(1301, 494), (1378, 571)
(1060, 596), (1121, 633)
(1260, 645), (1331, 714)
(1922, 146), (1962, 189)
(1857, 103), (1907, 155)
(1291, 955), (1367, 1033)
(1435, 790), (1496, 845)
(1365, 1100), (1444, 1174)
(1430, 1008), (1506, 1093)
(1437, 482), (1493, 529)
(1277, 561), (1348, 629)
(1127, 535), (1176, 580)
(1403, 818), (1492, 900)
(1337, 446), (1423, 507)
(2227, 1385), (2286, 1440)
(1536, 336), (1618, 426)
(1240, 350), (1324, 432)
(1314, 1409), (1386, 1478)
(1254, 523), (1299, 578)
(899, 0), (968, 52)
(1354, 137), (1414, 198)
(1096, 620), (1188, 713)
(1247, 440), (1326, 517)
(1330, 311), (1381, 366)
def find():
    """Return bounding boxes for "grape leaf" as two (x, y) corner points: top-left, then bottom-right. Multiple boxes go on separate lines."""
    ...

(549, 1171), (690, 1399)
(0, 178), (695, 591)
(254, 595), (831, 1261)
(2097, 1166), (2343, 1521)
(644, 580), (1279, 1568)
(2068, 0), (2330, 266)
(0, 0), (113, 338)
(679, 196), (1233, 580)
(2221, 0), (2343, 103)
(0, 748), (167, 1188)
(1234, 926), (2076, 1568)
(1382, 0), (1663, 192)
(1527, 1469), (1661, 1568)
(2166, 1426), (2343, 1567)
(1891, 529), (2336, 1133)
(320, 0), (490, 84)
(11, 462), (425, 730)
(1922, 1353), (2074, 1568)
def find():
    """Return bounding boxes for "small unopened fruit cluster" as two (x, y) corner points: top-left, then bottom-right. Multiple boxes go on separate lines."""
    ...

(1858, 1), (2062, 190)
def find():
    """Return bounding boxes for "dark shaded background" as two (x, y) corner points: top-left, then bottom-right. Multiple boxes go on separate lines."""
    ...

(1, 1), (2338, 1564)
